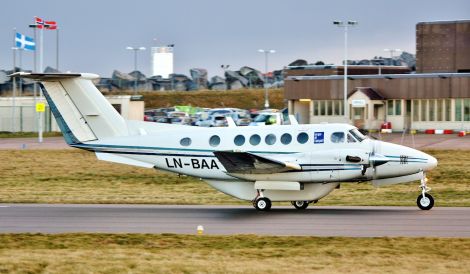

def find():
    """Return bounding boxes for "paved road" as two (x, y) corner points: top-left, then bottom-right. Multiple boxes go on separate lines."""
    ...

(0, 204), (469, 237)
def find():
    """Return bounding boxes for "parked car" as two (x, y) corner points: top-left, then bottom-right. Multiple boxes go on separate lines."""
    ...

(198, 115), (229, 127)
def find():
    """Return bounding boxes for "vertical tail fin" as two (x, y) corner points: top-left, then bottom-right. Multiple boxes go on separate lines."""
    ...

(13, 72), (128, 144)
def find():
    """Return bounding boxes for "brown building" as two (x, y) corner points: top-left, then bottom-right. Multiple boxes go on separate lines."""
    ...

(416, 20), (470, 73)
(284, 20), (470, 132)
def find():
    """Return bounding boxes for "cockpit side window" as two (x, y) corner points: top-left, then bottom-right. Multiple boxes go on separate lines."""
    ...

(347, 133), (357, 143)
(349, 129), (366, 142)
(331, 132), (345, 143)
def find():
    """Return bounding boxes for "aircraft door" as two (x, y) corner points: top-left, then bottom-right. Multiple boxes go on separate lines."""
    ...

(309, 149), (340, 182)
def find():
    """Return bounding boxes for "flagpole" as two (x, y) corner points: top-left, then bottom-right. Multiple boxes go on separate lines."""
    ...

(38, 25), (44, 143)
(12, 28), (17, 133)
(19, 48), (23, 97)
(56, 28), (59, 71)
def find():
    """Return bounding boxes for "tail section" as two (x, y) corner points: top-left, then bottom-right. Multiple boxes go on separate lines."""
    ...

(12, 72), (128, 144)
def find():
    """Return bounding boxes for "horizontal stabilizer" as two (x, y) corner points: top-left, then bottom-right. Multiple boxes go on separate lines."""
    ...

(213, 151), (300, 174)
(10, 72), (97, 80)
(96, 152), (154, 168)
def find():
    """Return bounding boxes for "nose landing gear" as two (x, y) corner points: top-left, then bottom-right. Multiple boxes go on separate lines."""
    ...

(417, 173), (434, 210)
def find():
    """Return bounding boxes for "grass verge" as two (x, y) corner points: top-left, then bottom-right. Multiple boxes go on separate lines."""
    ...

(0, 149), (469, 206)
(0, 132), (62, 138)
(0, 233), (469, 273)
(142, 88), (285, 109)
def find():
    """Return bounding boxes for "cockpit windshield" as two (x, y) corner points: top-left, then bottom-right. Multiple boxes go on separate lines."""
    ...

(349, 129), (366, 142)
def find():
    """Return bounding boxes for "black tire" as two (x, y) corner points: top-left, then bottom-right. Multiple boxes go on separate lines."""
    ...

(417, 193), (434, 210)
(292, 201), (309, 210)
(255, 197), (272, 211)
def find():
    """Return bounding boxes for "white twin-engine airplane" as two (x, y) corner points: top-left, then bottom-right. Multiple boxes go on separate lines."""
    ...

(14, 72), (438, 211)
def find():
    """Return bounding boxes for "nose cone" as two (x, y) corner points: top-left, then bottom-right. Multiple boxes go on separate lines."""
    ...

(424, 153), (438, 171)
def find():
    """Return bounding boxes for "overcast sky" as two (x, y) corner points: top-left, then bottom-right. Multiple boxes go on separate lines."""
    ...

(1, 0), (469, 77)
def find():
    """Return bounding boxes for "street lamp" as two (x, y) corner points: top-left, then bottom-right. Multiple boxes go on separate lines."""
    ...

(258, 49), (275, 109)
(333, 20), (357, 122)
(126, 46), (146, 94)
(384, 48), (402, 65)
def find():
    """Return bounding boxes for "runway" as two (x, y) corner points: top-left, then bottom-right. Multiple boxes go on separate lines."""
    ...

(1, 204), (469, 237)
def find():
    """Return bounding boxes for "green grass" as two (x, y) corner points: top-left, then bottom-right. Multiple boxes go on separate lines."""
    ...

(142, 88), (285, 109)
(0, 131), (62, 138)
(0, 149), (469, 206)
(0, 233), (468, 273)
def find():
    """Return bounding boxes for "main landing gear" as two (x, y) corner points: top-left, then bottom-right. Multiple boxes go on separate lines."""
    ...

(253, 190), (272, 211)
(417, 173), (434, 210)
(291, 200), (309, 210)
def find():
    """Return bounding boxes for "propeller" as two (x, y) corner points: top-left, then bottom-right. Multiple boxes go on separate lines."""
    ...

(364, 140), (388, 179)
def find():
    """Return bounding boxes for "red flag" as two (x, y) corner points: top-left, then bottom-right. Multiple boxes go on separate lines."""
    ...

(35, 17), (44, 29)
(34, 16), (57, 30)
(45, 21), (57, 30)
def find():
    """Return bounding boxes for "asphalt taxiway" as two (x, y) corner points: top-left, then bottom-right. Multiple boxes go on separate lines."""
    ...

(0, 204), (469, 237)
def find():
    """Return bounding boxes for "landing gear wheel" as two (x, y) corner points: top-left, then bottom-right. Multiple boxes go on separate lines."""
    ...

(255, 197), (272, 211)
(417, 193), (434, 210)
(292, 201), (309, 210)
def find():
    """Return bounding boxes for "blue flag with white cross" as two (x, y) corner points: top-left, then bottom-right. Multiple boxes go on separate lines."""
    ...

(15, 32), (35, 51)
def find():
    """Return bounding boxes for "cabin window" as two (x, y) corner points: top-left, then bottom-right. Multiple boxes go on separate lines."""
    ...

(280, 133), (292, 145)
(265, 134), (276, 145)
(234, 135), (245, 146)
(347, 134), (357, 143)
(249, 134), (261, 145)
(209, 135), (220, 147)
(180, 137), (191, 146)
(349, 129), (366, 142)
(331, 132), (345, 143)
(297, 132), (308, 144)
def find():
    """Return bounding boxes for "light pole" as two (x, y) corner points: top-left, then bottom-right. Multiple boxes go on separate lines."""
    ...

(220, 65), (230, 90)
(258, 49), (275, 109)
(126, 46), (146, 94)
(333, 20), (357, 123)
(384, 48), (401, 65)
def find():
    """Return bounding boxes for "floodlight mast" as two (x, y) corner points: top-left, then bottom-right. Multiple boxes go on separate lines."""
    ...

(258, 49), (276, 109)
(126, 46), (146, 94)
(333, 20), (357, 122)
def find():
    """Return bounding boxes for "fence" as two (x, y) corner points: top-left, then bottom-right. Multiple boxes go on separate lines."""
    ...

(0, 106), (56, 132)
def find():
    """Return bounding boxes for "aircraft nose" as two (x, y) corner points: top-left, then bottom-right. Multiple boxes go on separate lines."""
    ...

(424, 153), (438, 171)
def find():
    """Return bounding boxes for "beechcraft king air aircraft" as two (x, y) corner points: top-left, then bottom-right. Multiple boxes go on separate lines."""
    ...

(13, 72), (438, 211)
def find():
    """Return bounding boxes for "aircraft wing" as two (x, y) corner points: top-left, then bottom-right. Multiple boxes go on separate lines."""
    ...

(213, 151), (301, 174)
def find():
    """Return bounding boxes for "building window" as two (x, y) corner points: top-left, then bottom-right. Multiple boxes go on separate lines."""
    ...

(180, 137), (191, 147)
(395, 100), (401, 115)
(421, 100), (428, 121)
(327, 101), (333, 115)
(334, 101), (340, 115)
(465, 99), (470, 121)
(436, 100), (443, 121)
(265, 134), (276, 145)
(413, 100), (419, 121)
(249, 134), (261, 146)
(445, 99), (451, 121)
(429, 99), (436, 121)
(387, 100), (394, 116)
(280, 133), (292, 145)
(313, 101), (319, 116)
(456, 99), (462, 121)
(209, 135), (220, 147)
(320, 101), (326, 115)
(234, 135), (245, 146)
(297, 132), (308, 144)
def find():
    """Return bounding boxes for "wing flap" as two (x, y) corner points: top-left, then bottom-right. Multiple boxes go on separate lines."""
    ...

(213, 151), (300, 174)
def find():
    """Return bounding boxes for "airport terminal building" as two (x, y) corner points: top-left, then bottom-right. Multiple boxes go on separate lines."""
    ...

(285, 20), (470, 132)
